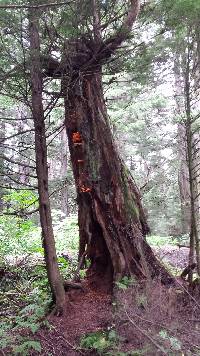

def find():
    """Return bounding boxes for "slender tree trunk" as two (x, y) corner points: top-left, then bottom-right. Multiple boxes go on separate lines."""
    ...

(192, 133), (200, 240)
(186, 124), (197, 282)
(0, 119), (5, 210)
(192, 134), (200, 275)
(63, 71), (172, 288)
(193, 23), (200, 275)
(173, 52), (190, 235)
(177, 124), (191, 234)
(184, 45), (200, 280)
(195, 23), (200, 89)
(29, 9), (65, 313)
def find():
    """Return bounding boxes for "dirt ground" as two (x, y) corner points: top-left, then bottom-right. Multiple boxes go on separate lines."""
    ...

(34, 247), (200, 355)
(37, 281), (112, 355)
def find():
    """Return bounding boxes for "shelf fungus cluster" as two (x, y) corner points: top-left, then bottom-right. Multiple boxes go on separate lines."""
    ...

(78, 171), (92, 193)
(72, 131), (83, 145)
(79, 185), (92, 193)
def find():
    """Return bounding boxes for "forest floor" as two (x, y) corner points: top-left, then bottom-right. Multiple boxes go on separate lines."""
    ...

(34, 246), (200, 356)
(1, 245), (200, 356)
(37, 282), (113, 355)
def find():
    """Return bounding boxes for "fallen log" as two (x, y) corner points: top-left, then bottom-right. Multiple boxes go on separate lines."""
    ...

(63, 280), (84, 291)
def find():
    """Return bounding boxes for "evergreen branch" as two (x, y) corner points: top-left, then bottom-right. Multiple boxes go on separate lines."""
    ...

(0, 117), (33, 121)
(0, 185), (36, 191)
(102, 0), (140, 53)
(0, 1), (72, 10)
(2, 207), (39, 217)
(194, 191), (200, 201)
(0, 171), (37, 179)
(1, 178), (70, 217)
(191, 161), (200, 172)
(3, 173), (38, 189)
(1, 144), (36, 164)
(0, 154), (36, 169)
(0, 129), (34, 144)
(46, 123), (64, 139)
(192, 171), (200, 182)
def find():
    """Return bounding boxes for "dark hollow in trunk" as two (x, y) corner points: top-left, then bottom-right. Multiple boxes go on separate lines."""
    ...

(63, 71), (172, 289)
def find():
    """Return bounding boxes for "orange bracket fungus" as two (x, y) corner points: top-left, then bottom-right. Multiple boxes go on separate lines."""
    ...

(72, 131), (82, 145)
(80, 185), (92, 193)
(78, 174), (92, 192)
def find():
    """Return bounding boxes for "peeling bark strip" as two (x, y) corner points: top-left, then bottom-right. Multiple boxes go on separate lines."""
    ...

(28, 8), (65, 313)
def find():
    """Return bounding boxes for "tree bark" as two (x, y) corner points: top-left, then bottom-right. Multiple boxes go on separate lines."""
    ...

(0, 118), (5, 210)
(62, 71), (172, 287)
(184, 42), (200, 280)
(60, 128), (69, 216)
(173, 52), (191, 235)
(29, 8), (65, 313)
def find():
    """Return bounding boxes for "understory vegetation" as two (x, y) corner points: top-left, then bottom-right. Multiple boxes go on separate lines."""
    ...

(0, 207), (79, 354)
(0, 206), (191, 355)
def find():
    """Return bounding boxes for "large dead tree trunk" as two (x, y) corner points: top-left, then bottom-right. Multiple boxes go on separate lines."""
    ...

(29, 9), (65, 313)
(62, 71), (171, 287)
(44, 0), (172, 288)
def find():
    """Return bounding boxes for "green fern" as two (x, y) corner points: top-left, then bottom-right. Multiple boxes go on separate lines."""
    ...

(13, 340), (41, 355)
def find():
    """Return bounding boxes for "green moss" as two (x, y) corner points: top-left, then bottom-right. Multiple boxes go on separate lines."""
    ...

(127, 198), (139, 219)
(121, 166), (140, 220)
(90, 157), (99, 180)
(87, 147), (99, 181)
